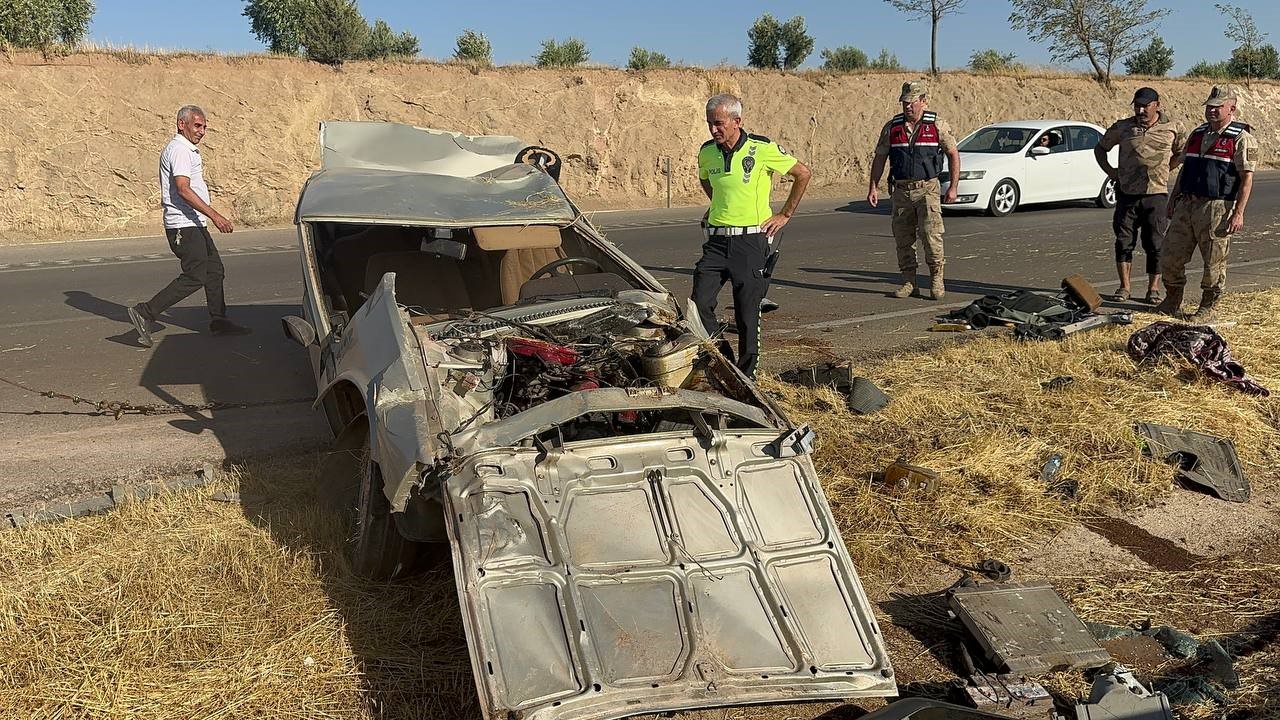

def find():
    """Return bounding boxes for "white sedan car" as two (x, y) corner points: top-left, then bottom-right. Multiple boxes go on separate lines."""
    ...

(940, 120), (1118, 216)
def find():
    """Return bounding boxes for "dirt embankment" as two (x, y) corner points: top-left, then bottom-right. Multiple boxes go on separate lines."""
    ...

(2, 52), (1277, 243)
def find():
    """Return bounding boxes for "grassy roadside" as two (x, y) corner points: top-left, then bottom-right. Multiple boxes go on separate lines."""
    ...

(2, 290), (1277, 719)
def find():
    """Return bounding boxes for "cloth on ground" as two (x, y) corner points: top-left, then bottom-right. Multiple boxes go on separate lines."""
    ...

(1126, 321), (1269, 396)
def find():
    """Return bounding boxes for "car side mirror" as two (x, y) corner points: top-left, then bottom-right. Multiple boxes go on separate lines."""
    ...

(281, 315), (317, 348)
(1030, 146), (1051, 156)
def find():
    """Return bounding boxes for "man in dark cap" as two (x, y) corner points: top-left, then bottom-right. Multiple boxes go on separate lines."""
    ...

(1158, 85), (1257, 322)
(1095, 87), (1185, 304)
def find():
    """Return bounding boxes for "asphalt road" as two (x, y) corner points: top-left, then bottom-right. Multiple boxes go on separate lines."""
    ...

(3, 177), (1278, 506)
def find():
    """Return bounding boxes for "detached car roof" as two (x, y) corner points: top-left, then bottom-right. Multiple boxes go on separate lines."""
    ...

(295, 121), (577, 226)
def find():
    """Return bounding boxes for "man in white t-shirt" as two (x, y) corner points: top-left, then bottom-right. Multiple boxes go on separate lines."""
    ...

(127, 105), (249, 347)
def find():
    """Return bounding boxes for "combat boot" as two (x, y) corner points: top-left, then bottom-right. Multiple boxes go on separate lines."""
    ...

(891, 272), (917, 298)
(929, 268), (945, 300)
(1188, 289), (1221, 324)
(1152, 286), (1184, 317)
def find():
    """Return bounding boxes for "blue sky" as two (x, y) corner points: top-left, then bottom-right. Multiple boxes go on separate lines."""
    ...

(89, 0), (1276, 75)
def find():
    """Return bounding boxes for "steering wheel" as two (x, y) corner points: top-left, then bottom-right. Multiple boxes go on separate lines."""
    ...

(528, 256), (604, 280)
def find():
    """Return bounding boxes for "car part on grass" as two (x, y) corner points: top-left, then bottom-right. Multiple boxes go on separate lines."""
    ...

(1127, 321), (1270, 396)
(1062, 273), (1103, 311)
(965, 673), (1052, 715)
(948, 581), (1112, 675)
(1041, 376), (1075, 391)
(945, 558), (1013, 582)
(878, 461), (942, 497)
(778, 361), (891, 415)
(1086, 621), (1241, 699)
(1015, 311), (1133, 341)
(1134, 422), (1249, 503)
(768, 424), (816, 458)
(1068, 664), (1172, 720)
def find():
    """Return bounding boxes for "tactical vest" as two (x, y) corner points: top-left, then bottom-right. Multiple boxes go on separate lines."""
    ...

(1179, 121), (1250, 200)
(888, 111), (944, 181)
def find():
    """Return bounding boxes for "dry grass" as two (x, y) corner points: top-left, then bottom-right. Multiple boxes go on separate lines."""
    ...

(762, 292), (1280, 577)
(1, 291), (1278, 719)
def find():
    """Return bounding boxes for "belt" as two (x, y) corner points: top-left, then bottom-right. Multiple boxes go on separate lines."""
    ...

(1182, 193), (1226, 203)
(893, 178), (935, 188)
(705, 225), (762, 236)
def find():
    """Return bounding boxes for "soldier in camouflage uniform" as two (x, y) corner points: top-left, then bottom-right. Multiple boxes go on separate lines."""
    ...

(1157, 86), (1257, 322)
(1095, 87), (1185, 305)
(868, 81), (960, 300)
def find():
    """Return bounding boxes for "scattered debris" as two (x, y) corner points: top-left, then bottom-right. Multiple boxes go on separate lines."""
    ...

(778, 361), (890, 414)
(1065, 664), (1173, 720)
(1041, 376), (1075, 390)
(1134, 422), (1249, 502)
(1126, 321), (1270, 396)
(929, 322), (970, 332)
(1039, 453), (1063, 482)
(878, 461), (941, 496)
(1085, 621), (1242, 696)
(943, 274), (1120, 340)
(946, 558), (1013, 582)
(949, 581), (1112, 675)
(966, 672), (1053, 715)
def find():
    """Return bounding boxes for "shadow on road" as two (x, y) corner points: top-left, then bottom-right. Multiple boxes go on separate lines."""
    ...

(60, 290), (326, 462)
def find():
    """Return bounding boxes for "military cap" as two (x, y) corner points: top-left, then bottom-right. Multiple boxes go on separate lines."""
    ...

(899, 80), (928, 102)
(1204, 85), (1238, 106)
(1132, 87), (1159, 105)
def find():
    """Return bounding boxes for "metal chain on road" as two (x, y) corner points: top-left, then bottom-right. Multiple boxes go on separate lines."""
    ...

(0, 375), (312, 420)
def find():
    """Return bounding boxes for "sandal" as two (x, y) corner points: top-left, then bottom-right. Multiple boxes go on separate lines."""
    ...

(1145, 289), (1163, 305)
(1112, 287), (1131, 302)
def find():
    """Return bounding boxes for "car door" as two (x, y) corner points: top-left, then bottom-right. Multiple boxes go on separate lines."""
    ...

(1021, 127), (1071, 203)
(1065, 125), (1106, 200)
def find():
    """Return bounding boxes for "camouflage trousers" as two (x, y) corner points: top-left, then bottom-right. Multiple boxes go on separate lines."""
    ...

(1161, 197), (1232, 293)
(891, 178), (945, 273)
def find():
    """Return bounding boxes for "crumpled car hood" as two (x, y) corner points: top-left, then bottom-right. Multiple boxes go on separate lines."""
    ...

(442, 427), (896, 720)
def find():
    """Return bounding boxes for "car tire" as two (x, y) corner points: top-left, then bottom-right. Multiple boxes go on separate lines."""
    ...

(340, 415), (425, 580)
(1096, 177), (1117, 208)
(986, 179), (1020, 217)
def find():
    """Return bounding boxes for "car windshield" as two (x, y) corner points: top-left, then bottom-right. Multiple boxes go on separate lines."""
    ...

(959, 127), (1036, 153)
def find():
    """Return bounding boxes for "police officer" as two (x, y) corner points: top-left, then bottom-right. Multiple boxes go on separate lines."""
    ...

(868, 81), (960, 300)
(1157, 86), (1257, 322)
(695, 94), (811, 379)
(1095, 87), (1185, 305)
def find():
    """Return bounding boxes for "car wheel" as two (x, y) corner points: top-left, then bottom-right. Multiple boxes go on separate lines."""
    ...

(986, 179), (1020, 217)
(1096, 177), (1117, 208)
(338, 415), (424, 580)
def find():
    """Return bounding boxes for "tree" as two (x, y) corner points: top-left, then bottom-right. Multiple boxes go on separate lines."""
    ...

(628, 47), (671, 70)
(746, 13), (782, 69)
(453, 29), (491, 65)
(1008, 0), (1169, 85)
(779, 16), (814, 69)
(1185, 60), (1229, 78)
(361, 18), (417, 60)
(746, 13), (813, 70)
(535, 37), (588, 67)
(1123, 36), (1173, 75)
(969, 48), (1020, 72)
(1227, 43), (1279, 80)
(1216, 3), (1270, 79)
(301, 0), (367, 65)
(0, 0), (95, 51)
(243, 0), (310, 54)
(869, 48), (903, 70)
(883, 0), (967, 76)
(821, 46), (869, 72)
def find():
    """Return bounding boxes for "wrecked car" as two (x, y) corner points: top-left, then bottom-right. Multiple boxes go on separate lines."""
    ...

(283, 121), (895, 719)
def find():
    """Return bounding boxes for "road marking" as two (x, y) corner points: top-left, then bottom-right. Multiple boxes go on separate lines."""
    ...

(784, 255), (1280, 332)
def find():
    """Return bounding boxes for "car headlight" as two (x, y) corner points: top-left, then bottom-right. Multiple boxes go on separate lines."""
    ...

(957, 170), (986, 181)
